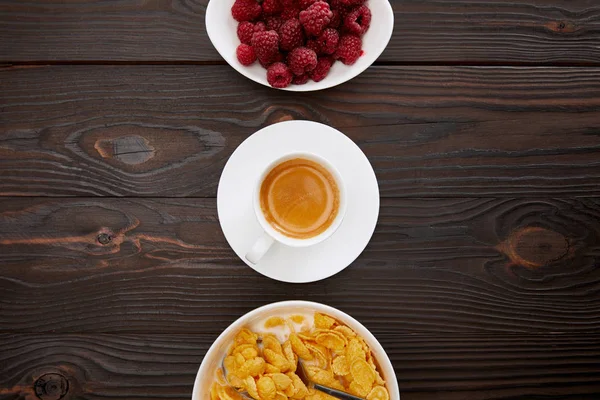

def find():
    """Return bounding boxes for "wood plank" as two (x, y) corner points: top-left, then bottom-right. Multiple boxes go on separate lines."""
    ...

(2, 65), (600, 197)
(1, 1), (600, 63)
(1, 333), (599, 400)
(1, 197), (599, 334)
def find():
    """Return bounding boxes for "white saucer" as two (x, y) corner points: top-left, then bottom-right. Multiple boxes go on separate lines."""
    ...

(217, 121), (379, 283)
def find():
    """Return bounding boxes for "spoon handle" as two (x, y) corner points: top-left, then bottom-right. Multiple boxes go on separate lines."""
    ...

(313, 384), (365, 400)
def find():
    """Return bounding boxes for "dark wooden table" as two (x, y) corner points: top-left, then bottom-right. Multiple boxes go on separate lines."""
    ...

(1, 1), (600, 399)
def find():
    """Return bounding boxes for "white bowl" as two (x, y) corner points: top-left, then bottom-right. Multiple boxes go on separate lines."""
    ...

(191, 301), (400, 400)
(205, 0), (395, 91)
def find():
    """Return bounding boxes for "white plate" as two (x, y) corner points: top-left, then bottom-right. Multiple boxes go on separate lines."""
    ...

(205, 0), (395, 91)
(191, 301), (400, 400)
(217, 120), (379, 283)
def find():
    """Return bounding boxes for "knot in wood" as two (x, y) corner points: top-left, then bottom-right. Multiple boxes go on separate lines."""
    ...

(97, 232), (112, 245)
(34, 373), (68, 400)
(545, 20), (576, 33)
(507, 227), (569, 268)
(95, 135), (155, 165)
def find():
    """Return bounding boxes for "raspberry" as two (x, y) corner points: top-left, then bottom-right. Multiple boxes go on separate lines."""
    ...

(232, 0), (368, 86)
(231, 0), (262, 22)
(310, 56), (333, 82)
(281, 5), (301, 20)
(259, 51), (284, 68)
(262, 0), (282, 15)
(299, 1), (333, 36)
(328, 9), (342, 28)
(266, 16), (284, 31)
(344, 5), (371, 35)
(279, 18), (305, 51)
(252, 30), (280, 64)
(236, 44), (257, 65)
(255, 21), (266, 32)
(237, 21), (265, 45)
(287, 46), (318, 75)
(267, 62), (293, 88)
(299, 0), (317, 9)
(237, 22), (254, 45)
(305, 39), (321, 54)
(293, 74), (310, 85)
(339, 0), (365, 6)
(334, 34), (362, 65)
(317, 28), (339, 54)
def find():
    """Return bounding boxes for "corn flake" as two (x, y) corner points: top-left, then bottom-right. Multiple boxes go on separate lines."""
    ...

(268, 373), (292, 390)
(334, 326), (356, 339)
(238, 357), (266, 379)
(284, 383), (296, 398)
(223, 356), (237, 375)
(275, 392), (288, 400)
(305, 366), (334, 386)
(235, 353), (246, 368)
(210, 382), (220, 400)
(314, 313), (336, 330)
(235, 329), (258, 347)
(364, 352), (385, 386)
(349, 381), (370, 397)
(290, 315), (305, 324)
(282, 340), (295, 363)
(241, 347), (259, 360)
(358, 337), (371, 357)
(287, 372), (308, 399)
(265, 348), (291, 372)
(286, 319), (297, 332)
(297, 332), (315, 342)
(350, 359), (376, 392)
(264, 334), (284, 355)
(315, 332), (346, 352)
(290, 333), (313, 360)
(245, 377), (261, 400)
(265, 364), (281, 374)
(265, 316), (286, 328)
(346, 339), (366, 363)
(232, 343), (255, 355)
(304, 342), (329, 369)
(282, 340), (297, 373)
(332, 355), (350, 376)
(367, 386), (390, 400)
(257, 376), (277, 400)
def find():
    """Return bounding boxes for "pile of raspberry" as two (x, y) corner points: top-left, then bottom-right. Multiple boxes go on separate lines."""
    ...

(232, 0), (371, 88)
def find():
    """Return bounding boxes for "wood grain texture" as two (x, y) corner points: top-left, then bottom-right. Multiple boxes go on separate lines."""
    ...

(2, 65), (600, 197)
(1, 0), (600, 63)
(2, 1), (599, 399)
(1, 197), (599, 334)
(1, 333), (599, 400)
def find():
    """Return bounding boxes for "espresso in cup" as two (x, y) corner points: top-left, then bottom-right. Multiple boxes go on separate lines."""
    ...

(259, 158), (340, 239)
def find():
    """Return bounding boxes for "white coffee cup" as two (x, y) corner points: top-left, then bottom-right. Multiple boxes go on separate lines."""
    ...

(245, 152), (347, 264)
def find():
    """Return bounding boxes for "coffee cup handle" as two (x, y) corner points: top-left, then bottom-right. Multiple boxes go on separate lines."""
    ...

(245, 233), (275, 264)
